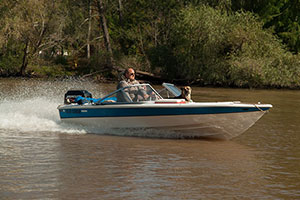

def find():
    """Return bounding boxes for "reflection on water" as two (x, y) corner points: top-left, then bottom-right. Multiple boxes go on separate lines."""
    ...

(1, 78), (300, 199)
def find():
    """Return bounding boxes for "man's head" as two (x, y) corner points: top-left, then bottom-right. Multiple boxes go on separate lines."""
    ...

(125, 68), (135, 81)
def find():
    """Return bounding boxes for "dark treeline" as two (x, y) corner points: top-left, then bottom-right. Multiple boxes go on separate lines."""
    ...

(0, 0), (299, 88)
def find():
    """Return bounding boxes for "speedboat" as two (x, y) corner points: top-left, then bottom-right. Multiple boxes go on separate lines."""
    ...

(57, 83), (272, 139)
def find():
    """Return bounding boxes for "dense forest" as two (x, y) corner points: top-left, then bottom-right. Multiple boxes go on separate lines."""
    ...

(0, 0), (299, 88)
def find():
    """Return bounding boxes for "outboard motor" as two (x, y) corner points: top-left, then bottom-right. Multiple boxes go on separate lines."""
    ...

(64, 90), (92, 104)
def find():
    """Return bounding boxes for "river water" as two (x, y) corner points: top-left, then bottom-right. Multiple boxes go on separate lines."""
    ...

(0, 78), (299, 199)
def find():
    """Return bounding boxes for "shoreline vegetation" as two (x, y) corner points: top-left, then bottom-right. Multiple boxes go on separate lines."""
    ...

(0, 1), (299, 89)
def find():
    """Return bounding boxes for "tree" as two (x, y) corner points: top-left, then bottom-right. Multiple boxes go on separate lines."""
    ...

(87, 0), (92, 59)
(95, 0), (115, 67)
(1, 0), (66, 76)
(231, 0), (300, 53)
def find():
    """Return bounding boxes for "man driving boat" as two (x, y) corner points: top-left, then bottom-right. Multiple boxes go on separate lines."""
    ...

(117, 68), (149, 102)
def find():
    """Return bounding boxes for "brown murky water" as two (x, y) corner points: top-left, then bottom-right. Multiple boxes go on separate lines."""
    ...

(0, 78), (300, 199)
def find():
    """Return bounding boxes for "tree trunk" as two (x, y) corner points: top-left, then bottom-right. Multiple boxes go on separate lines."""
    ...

(20, 41), (29, 76)
(96, 0), (114, 66)
(87, 0), (92, 59)
(138, 26), (151, 71)
(118, 0), (123, 24)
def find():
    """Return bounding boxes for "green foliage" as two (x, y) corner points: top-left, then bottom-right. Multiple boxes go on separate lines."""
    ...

(0, 0), (299, 88)
(231, 0), (300, 53)
(54, 56), (68, 66)
(28, 65), (75, 77)
(155, 5), (300, 88)
(0, 39), (23, 75)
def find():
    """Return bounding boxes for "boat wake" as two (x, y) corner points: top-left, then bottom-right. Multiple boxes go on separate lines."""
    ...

(0, 79), (103, 135)
(0, 96), (88, 135)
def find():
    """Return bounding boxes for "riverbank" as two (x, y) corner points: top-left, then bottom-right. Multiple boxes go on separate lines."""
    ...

(2, 67), (300, 90)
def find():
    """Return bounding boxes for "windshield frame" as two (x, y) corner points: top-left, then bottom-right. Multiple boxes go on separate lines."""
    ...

(96, 83), (163, 104)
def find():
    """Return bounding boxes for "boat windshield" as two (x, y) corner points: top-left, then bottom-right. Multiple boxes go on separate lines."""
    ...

(158, 83), (181, 99)
(98, 84), (163, 103)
